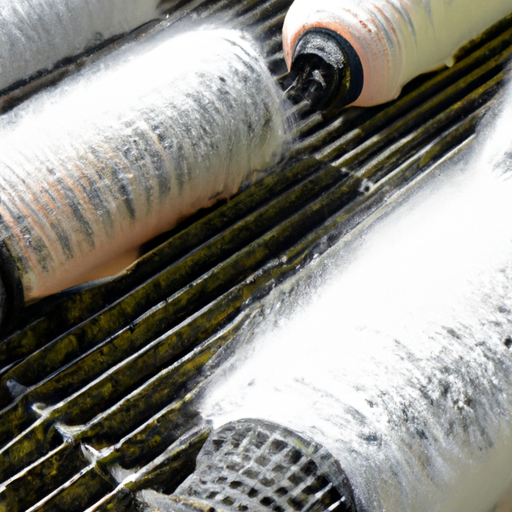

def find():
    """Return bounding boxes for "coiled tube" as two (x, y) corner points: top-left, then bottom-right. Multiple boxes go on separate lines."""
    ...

(283, 0), (512, 107)
(0, 28), (290, 310)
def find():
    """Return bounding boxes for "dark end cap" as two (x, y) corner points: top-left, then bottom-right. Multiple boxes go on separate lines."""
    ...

(0, 239), (25, 331)
(161, 418), (358, 512)
(286, 28), (364, 112)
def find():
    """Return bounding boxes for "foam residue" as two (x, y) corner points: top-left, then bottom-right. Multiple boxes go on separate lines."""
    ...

(200, 83), (512, 512)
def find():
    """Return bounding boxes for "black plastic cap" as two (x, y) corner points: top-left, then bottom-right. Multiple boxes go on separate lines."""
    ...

(286, 28), (364, 112)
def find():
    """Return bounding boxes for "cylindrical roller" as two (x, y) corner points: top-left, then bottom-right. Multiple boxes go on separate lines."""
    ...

(0, 27), (289, 314)
(196, 86), (512, 512)
(0, 0), (174, 94)
(282, 0), (512, 107)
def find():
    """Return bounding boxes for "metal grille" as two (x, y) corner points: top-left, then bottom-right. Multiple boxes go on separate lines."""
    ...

(0, 1), (511, 511)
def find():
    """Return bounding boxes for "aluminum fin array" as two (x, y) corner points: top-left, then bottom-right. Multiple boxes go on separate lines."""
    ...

(0, 1), (512, 511)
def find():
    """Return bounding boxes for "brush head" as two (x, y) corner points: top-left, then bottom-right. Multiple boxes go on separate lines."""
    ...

(285, 28), (363, 113)
(139, 419), (357, 512)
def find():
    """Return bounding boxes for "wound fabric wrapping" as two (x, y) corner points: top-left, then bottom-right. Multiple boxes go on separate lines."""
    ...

(0, 28), (290, 306)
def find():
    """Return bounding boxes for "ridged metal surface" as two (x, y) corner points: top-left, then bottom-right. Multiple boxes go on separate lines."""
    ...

(0, 1), (511, 511)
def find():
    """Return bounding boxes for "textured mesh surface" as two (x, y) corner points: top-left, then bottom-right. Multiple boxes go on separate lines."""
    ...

(172, 419), (357, 512)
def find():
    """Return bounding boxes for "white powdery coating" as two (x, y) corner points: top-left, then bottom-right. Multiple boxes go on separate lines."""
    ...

(0, 28), (289, 300)
(201, 85), (512, 512)
(0, 0), (164, 91)
(283, 0), (512, 106)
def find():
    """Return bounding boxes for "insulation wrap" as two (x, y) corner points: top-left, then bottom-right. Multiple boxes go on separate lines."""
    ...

(0, 27), (289, 304)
